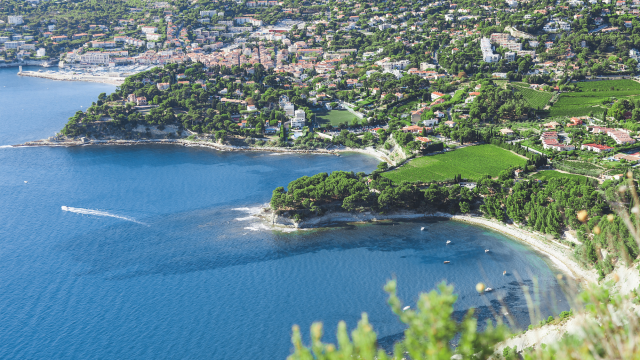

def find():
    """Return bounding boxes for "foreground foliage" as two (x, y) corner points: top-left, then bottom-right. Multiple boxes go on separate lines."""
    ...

(288, 278), (640, 360)
(287, 281), (508, 360)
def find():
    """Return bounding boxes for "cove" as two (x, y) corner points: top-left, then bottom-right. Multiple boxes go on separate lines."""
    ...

(0, 67), (569, 359)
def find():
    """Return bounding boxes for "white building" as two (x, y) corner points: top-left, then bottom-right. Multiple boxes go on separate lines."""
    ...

(423, 119), (439, 127)
(505, 52), (516, 62)
(480, 37), (500, 63)
(79, 52), (110, 64)
(141, 26), (157, 34)
(36, 48), (46, 57)
(8, 16), (24, 25)
(543, 21), (570, 33)
(234, 17), (263, 26)
(374, 58), (411, 70)
(291, 109), (306, 128)
(431, 91), (445, 100)
(4, 41), (25, 49)
(420, 62), (437, 70)
(282, 102), (295, 116)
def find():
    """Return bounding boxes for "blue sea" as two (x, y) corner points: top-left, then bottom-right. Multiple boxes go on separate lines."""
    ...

(0, 67), (570, 359)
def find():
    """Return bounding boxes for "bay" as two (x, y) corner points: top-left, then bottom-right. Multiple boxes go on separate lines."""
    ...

(0, 67), (569, 359)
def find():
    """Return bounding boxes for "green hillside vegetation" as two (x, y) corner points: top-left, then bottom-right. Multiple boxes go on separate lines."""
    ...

(533, 170), (589, 182)
(550, 80), (640, 117)
(552, 160), (605, 177)
(511, 83), (553, 109)
(382, 145), (527, 183)
(269, 170), (478, 215)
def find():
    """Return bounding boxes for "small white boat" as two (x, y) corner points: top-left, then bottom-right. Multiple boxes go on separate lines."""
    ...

(402, 306), (410, 311)
(421, 227), (425, 231)
(485, 249), (490, 253)
(23, 181), (27, 183)
(446, 240), (451, 244)
(485, 287), (493, 292)
(444, 261), (450, 264)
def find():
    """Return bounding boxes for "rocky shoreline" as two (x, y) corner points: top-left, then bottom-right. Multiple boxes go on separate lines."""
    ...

(11, 138), (393, 163)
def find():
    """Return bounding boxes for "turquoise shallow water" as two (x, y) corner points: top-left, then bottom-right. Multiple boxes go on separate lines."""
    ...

(0, 68), (569, 359)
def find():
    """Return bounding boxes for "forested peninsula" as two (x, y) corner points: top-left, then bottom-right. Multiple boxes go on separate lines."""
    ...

(269, 147), (638, 281)
(52, 62), (437, 155)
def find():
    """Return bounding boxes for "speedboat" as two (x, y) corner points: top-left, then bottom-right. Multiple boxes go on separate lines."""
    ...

(402, 306), (410, 311)
(485, 287), (493, 292)
(421, 227), (425, 231)
(444, 261), (450, 264)
(485, 249), (490, 253)
(446, 240), (451, 244)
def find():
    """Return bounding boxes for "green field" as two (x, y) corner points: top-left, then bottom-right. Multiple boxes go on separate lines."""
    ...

(511, 83), (553, 109)
(314, 109), (358, 127)
(382, 145), (527, 183)
(533, 170), (589, 182)
(549, 80), (640, 117)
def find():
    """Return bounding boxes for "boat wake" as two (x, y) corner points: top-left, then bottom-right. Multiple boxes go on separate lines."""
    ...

(0, 145), (13, 148)
(61, 206), (149, 226)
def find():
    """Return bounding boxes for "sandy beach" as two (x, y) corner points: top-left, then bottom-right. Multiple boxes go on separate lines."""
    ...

(445, 214), (598, 284)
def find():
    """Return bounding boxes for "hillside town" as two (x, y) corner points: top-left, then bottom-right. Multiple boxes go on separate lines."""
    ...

(6, 0), (640, 175)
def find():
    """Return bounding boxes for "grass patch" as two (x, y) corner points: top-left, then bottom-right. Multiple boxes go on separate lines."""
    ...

(550, 80), (640, 117)
(314, 109), (358, 127)
(493, 80), (509, 89)
(382, 144), (527, 183)
(511, 83), (553, 109)
(553, 160), (604, 177)
(533, 170), (589, 182)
